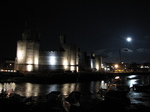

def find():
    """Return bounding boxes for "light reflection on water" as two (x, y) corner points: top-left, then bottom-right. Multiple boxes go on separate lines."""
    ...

(0, 82), (16, 92)
(127, 79), (139, 88)
(61, 83), (77, 95)
(0, 74), (150, 97)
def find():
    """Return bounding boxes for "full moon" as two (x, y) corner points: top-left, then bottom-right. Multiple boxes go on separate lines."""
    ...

(126, 37), (132, 42)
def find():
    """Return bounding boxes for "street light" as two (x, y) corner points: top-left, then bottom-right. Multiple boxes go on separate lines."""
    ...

(114, 64), (119, 69)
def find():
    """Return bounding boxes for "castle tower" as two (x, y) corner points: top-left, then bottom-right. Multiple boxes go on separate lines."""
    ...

(59, 35), (79, 72)
(15, 27), (40, 72)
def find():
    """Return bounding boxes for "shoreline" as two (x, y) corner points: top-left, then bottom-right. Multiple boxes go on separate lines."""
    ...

(1, 72), (150, 111)
(0, 72), (150, 84)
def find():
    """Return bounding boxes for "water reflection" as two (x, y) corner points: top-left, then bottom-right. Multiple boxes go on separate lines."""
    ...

(100, 80), (108, 89)
(25, 83), (40, 97)
(0, 74), (150, 97)
(126, 74), (150, 87)
(48, 84), (60, 93)
(0, 82), (16, 93)
(127, 75), (137, 79)
(61, 83), (78, 95)
(127, 79), (139, 88)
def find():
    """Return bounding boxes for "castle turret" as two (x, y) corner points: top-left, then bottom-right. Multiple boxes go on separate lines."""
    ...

(15, 27), (40, 72)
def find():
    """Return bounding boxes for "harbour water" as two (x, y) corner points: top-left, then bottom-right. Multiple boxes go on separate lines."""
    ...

(0, 74), (150, 107)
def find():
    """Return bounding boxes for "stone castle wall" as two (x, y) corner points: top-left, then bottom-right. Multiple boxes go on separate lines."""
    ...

(15, 29), (102, 72)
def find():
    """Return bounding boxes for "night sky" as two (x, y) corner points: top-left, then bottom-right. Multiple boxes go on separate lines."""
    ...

(1, 1), (150, 63)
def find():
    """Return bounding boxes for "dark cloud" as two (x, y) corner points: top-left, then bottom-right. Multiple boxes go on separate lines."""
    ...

(95, 48), (116, 58)
(144, 35), (150, 39)
(121, 48), (133, 53)
(95, 47), (150, 64)
(136, 48), (145, 52)
(95, 48), (120, 63)
(136, 48), (150, 52)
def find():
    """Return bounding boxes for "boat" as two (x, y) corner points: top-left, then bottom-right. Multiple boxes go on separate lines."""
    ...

(97, 76), (131, 106)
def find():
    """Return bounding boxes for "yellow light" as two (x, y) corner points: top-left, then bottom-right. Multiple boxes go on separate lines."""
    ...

(62, 83), (76, 95)
(71, 66), (75, 71)
(17, 51), (23, 59)
(63, 59), (68, 65)
(70, 60), (75, 65)
(27, 65), (33, 71)
(76, 66), (78, 72)
(96, 64), (99, 71)
(34, 57), (39, 64)
(114, 64), (119, 69)
(25, 83), (32, 97)
(27, 58), (33, 64)
(63, 59), (68, 70)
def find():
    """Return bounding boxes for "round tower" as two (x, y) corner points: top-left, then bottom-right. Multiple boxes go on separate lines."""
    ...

(15, 28), (40, 72)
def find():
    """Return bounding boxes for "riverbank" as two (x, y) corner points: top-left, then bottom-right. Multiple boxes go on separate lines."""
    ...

(0, 72), (150, 84)
(1, 72), (150, 112)
(1, 88), (150, 112)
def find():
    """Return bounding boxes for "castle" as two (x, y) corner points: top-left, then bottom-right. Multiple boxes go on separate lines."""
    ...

(15, 28), (102, 72)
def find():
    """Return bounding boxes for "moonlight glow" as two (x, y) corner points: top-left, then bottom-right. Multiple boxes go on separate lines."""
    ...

(126, 37), (132, 42)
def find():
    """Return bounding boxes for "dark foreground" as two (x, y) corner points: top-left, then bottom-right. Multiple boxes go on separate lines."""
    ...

(1, 72), (150, 111)
(1, 89), (150, 112)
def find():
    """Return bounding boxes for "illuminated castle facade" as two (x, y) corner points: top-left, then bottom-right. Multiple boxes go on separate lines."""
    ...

(15, 28), (102, 72)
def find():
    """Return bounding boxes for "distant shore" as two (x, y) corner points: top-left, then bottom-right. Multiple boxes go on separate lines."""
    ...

(0, 72), (150, 84)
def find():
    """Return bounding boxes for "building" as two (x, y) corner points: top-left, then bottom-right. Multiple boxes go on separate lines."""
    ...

(14, 28), (102, 73)
(0, 57), (15, 72)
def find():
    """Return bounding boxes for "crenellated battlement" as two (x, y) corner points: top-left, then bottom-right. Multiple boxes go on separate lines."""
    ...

(15, 31), (83, 72)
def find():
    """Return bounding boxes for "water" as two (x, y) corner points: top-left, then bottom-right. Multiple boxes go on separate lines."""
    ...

(0, 74), (150, 107)
(0, 81), (100, 97)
